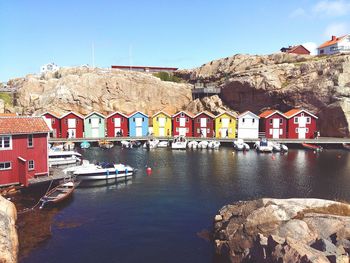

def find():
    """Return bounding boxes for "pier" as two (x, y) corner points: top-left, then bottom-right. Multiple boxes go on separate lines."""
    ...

(28, 168), (70, 186)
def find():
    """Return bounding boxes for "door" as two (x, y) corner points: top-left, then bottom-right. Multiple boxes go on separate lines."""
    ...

(135, 118), (142, 127)
(52, 129), (57, 138)
(299, 116), (306, 127)
(220, 128), (228, 138)
(200, 118), (207, 127)
(272, 118), (279, 128)
(92, 128), (99, 138)
(114, 128), (121, 136)
(272, 129), (279, 138)
(298, 128), (306, 139)
(68, 128), (76, 138)
(114, 118), (121, 127)
(179, 117), (186, 127)
(68, 118), (76, 128)
(136, 127), (143, 136)
(91, 118), (99, 128)
(201, 128), (207, 137)
(159, 127), (165, 136)
(18, 158), (27, 186)
(222, 118), (229, 128)
(159, 117), (165, 127)
(179, 128), (186, 136)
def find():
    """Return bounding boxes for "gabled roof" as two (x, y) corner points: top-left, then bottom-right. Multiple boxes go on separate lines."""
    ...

(0, 116), (51, 135)
(152, 111), (172, 118)
(172, 111), (195, 118)
(41, 111), (60, 118)
(318, 35), (348, 49)
(106, 111), (129, 119)
(259, 110), (285, 119)
(215, 111), (238, 119)
(288, 45), (310, 54)
(284, 109), (318, 119)
(84, 111), (106, 119)
(127, 111), (148, 118)
(60, 111), (84, 119)
(238, 111), (260, 119)
(194, 111), (216, 119)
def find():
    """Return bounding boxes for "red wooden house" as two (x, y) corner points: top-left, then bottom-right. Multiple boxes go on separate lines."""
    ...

(41, 112), (61, 138)
(172, 111), (194, 137)
(60, 111), (84, 138)
(284, 109), (318, 139)
(193, 111), (215, 137)
(106, 112), (129, 137)
(0, 116), (50, 187)
(259, 110), (287, 139)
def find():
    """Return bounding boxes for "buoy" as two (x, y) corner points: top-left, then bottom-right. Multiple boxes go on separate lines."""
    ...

(146, 167), (152, 175)
(271, 155), (276, 160)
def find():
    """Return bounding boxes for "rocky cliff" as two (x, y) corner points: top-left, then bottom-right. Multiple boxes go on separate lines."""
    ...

(5, 67), (193, 116)
(0, 196), (18, 263)
(213, 198), (350, 263)
(177, 53), (350, 137)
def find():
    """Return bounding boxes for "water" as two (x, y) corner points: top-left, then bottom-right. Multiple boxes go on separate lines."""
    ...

(20, 147), (350, 263)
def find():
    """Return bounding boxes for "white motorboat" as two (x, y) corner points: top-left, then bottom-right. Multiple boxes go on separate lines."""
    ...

(49, 150), (81, 166)
(121, 140), (132, 148)
(171, 136), (187, 149)
(158, 141), (169, 148)
(281, 144), (288, 152)
(272, 142), (288, 152)
(64, 160), (134, 180)
(208, 141), (220, 149)
(198, 141), (209, 149)
(143, 138), (159, 149)
(64, 141), (75, 151)
(233, 139), (249, 151)
(187, 141), (198, 149)
(254, 139), (273, 153)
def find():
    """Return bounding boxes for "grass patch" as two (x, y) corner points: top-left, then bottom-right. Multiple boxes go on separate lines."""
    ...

(294, 203), (350, 219)
(153, 72), (182, 83)
(0, 92), (13, 106)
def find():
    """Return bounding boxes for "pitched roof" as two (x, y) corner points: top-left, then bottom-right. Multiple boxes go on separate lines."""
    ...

(0, 116), (51, 135)
(152, 111), (172, 118)
(84, 111), (106, 119)
(284, 109), (318, 119)
(318, 35), (347, 49)
(238, 111), (260, 119)
(41, 111), (60, 118)
(127, 111), (148, 118)
(215, 111), (238, 118)
(172, 111), (195, 118)
(106, 111), (129, 119)
(259, 110), (285, 118)
(60, 111), (84, 119)
(194, 111), (216, 118)
(287, 45), (310, 54)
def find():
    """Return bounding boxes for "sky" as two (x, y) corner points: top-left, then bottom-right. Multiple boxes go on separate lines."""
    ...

(1, 0), (350, 82)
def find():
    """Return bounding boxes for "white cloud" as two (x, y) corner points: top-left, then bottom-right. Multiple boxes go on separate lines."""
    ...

(289, 8), (306, 18)
(312, 0), (350, 17)
(323, 22), (350, 37)
(302, 42), (318, 55)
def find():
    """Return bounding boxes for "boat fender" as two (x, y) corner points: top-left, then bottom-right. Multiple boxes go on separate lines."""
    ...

(106, 170), (110, 176)
(115, 169), (118, 175)
(146, 167), (152, 175)
(125, 168), (128, 175)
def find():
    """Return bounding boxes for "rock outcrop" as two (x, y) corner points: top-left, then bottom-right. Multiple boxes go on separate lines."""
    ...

(6, 67), (193, 116)
(184, 95), (231, 115)
(0, 196), (18, 263)
(177, 53), (350, 137)
(213, 198), (350, 263)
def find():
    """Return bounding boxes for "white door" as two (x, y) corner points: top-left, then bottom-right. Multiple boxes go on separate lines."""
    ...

(114, 128), (121, 136)
(221, 128), (228, 138)
(91, 118), (99, 128)
(201, 128), (207, 137)
(136, 127), (143, 136)
(68, 128), (76, 138)
(159, 117), (165, 127)
(222, 118), (229, 128)
(114, 118), (121, 127)
(179, 128), (187, 136)
(298, 128), (306, 139)
(179, 117), (186, 127)
(272, 129), (279, 138)
(159, 127), (165, 136)
(135, 118), (142, 127)
(68, 119), (76, 128)
(299, 116), (306, 127)
(92, 128), (99, 138)
(272, 118), (279, 128)
(200, 118), (207, 127)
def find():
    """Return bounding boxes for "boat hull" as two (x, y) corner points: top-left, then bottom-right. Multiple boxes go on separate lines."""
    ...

(76, 172), (134, 180)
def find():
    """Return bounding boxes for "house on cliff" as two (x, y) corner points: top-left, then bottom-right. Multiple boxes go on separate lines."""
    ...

(193, 111), (215, 138)
(152, 111), (172, 137)
(259, 110), (287, 139)
(172, 111), (194, 137)
(60, 111), (84, 138)
(318, 35), (350, 55)
(0, 116), (50, 187)
(106, 112), (129, 137)
(284, 109), (318, 139)
(41, 112), (61, 138)
(84, 112), (106, 138)
(215, 111), (237, 138)
(280, 45), (310, 55)
(128, 111), (148, 137)
(237, 111), (260, 139)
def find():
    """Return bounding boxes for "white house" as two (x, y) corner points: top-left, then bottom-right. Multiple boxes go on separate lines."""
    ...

(317, 35), (350, 55)
(237, 111), (260, 139)
(40, 63), (60, 74)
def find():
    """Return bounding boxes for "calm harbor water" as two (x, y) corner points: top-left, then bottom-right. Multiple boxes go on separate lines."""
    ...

(20, 147), (350, 263)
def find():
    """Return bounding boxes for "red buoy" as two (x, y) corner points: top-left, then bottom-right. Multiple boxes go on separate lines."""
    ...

(146, 167), (152, 176)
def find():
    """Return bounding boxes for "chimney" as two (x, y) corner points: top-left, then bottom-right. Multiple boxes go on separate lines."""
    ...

(331, 35), (337, 41)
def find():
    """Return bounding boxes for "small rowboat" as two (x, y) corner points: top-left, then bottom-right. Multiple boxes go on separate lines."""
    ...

(343, 143), (350, 150)
(98, 140), (114, 149)
(39, 181), (75, 208)
(302, 143), (323, 152)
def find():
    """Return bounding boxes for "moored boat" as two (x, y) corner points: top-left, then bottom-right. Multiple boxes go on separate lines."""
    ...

(98, 140), (114, 149)
(208, 141), (220, 149)
(158, 141), (169, 148)
(80, 141), (91, 149)
(342, 143), (350, 150)
(302, 143), (323, 152)
(39, 180), (75, 208)
(64, 141), (75, 151)
(198, 141), (209, 149)
(233, 139), (249, 151)
(187, 141), (198, 149)
(49, 150), (81, 166)
(121, 140), (132, 148)
(171, 136), (187, 149)
(254, 138), (273, 153)
(143, 138), (159, 149)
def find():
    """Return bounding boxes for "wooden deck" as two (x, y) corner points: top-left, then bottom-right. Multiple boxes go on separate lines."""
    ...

(28, 168), (70, 186)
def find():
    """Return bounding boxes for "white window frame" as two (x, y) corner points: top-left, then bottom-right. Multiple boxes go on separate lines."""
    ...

(0, 162), (11, 170)
(306, 117), (311, 124)
(294, 117), (299, 124)
(28, 134), (34, 148)
(0, 135), (12, 150)
(28, 160), (35, 170)
(295, 128), (298, 133)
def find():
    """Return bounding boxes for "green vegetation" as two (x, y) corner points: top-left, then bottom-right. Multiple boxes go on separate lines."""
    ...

(153, 72), (182, 83)
(294, 203), (350, 219)
(0, 92), (13, 106)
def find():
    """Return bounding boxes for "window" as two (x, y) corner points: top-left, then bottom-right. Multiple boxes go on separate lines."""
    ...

(65, 119), (68, 124)
(242, 118), (245, 123)
(306, 128), (309, 133)
(133, 118), (135, 122)
(0, 162), (11, 170)
(176, 127), (179, 132)
(197, 128), (200, 133)
(186, 128), (189, 132)
(306, 117), (311, 124)
(280, 118), (283, 124)
(176, 117), (179, 122)
(142, 118), (144, 122)
(230, 119), (232, 123)
(180, 113), (184, 117)
(219, 118), (222, 123)
(197, 118), (200, 123)
(320, 49), (324, 54)
(157, 117), (159, 121)
(207, 118), (210, 123)
(295, 128), (298, 133)
(99, 118), (102, 124)
(28, 160), (34, 170)
(301, 113), (304, 117)
(207, 128), (210, 133)
(52, 119), (55, 124)
(76, 119), (79, 124)
(269, 119), (273, 125)
(28, 134), (33, 147)
(89, 119), (91, 124)
(0, 136), (12, 150)
(294, 117), (299, 124)
(252, 119), (255, 123)
(186, 118), (189, 122)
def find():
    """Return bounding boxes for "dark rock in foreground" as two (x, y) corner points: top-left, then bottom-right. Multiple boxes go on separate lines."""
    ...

(213, 198), (350, 263)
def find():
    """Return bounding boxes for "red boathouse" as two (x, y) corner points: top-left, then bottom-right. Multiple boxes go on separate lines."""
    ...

(172, 111), (194, 137)
(284, 109), (318, 139)
(106, 112), (129, 137)
(259, 110), (287, 139)
(193, 111), (215, 137)
(0, 116), (50, 187)
(42, 112), (61, 138)
(60, 111), (84, 138)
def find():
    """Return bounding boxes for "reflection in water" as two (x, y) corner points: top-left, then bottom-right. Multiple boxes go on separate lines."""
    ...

(20, 147), (350, 263)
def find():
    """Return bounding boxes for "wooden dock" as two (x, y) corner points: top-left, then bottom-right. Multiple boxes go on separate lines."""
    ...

(28, 168), (70, 186)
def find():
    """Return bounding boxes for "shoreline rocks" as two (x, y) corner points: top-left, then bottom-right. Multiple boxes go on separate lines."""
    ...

(213, 198), (350, 262)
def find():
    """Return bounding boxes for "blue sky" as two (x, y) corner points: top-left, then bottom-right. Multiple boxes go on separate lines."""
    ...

(1, 0), (350, 81)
